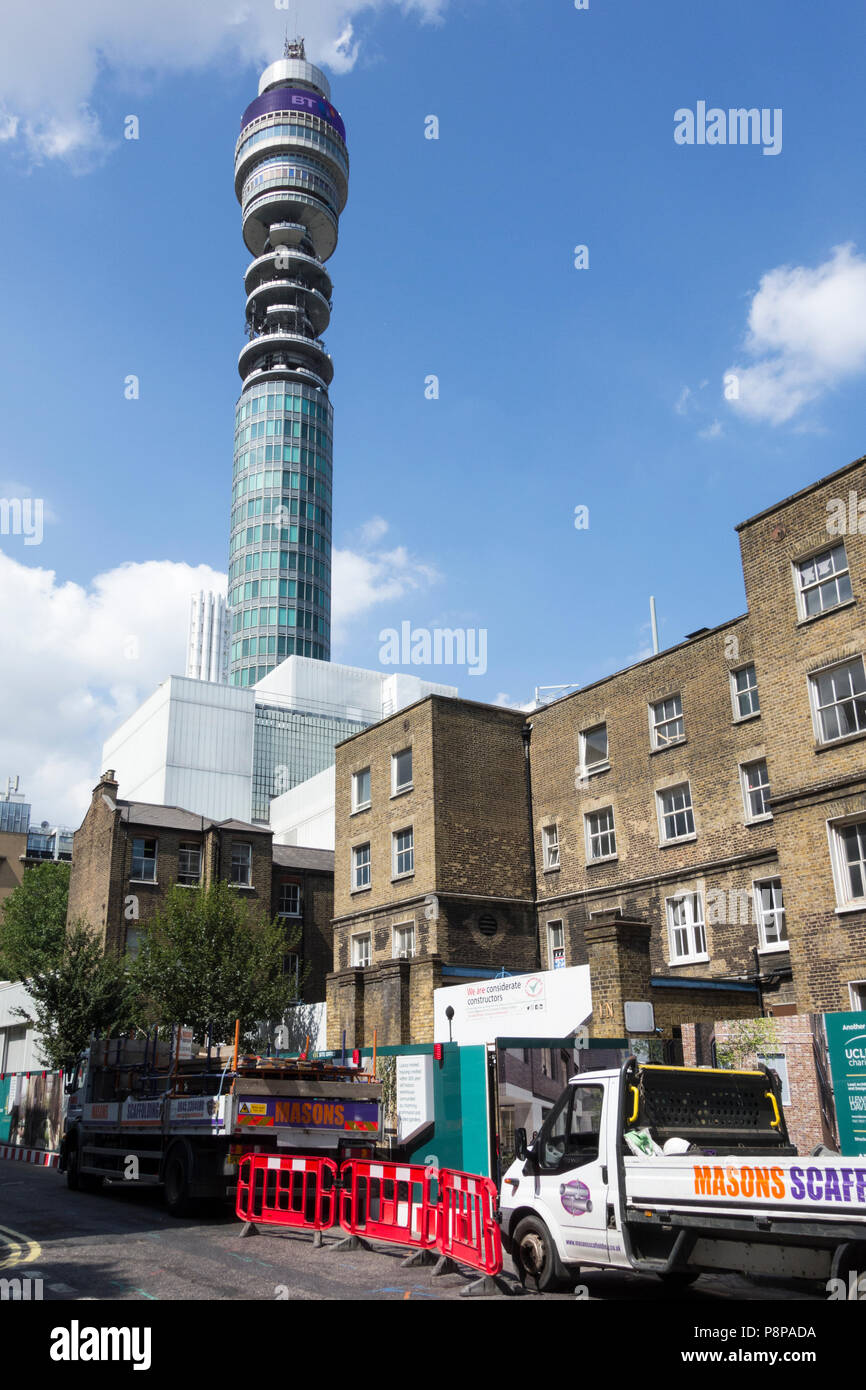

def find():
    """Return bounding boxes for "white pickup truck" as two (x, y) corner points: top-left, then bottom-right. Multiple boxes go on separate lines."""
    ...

(498, 1060), (866, 1292)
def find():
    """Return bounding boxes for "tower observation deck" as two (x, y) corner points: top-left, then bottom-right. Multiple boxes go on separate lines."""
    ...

(228, 40), (349, 685)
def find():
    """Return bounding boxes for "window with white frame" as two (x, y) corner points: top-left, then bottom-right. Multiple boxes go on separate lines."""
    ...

(741, 759), (772, 821)
(810, 658), (866, 743)
(585, 807), (617, 860)
(230, 842), (252, 886)
(542, 824), (560, 870)
(392, 748), (413, 795)
(352, 933), (372, 967)
(278, 881), (301, 917)
(177, 841), (201, 886)
(351, 767), (371, 812)
(131, 837), (157, 882)
(393, 923), (416, 959)
(392, 827), (414, 877)
(829, 820), (866, 908)
(658, 783), (695, 842)
(547, 920), (565, 969)
(795, 543), (852, 619)
(650, 695), (684, 749)
(666, 892), (707, 963)
(731, 664), (760, 720)
(849, 981), (866, 1010)
(580, 723), (609, 774)
(757, 1052), (791, 1106)
(753, 877), (787, 950)
(352, 842), (371, 891)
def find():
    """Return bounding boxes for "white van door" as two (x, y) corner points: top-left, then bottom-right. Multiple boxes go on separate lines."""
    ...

(528, 1078), (610, 1268)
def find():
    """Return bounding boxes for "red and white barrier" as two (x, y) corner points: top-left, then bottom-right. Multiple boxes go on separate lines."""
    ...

(0, 1144), (60, 1168)
(236, 1153), (503, 1278)
(236, 1153), (337, 1231)
(340, 1159), (438, 1252)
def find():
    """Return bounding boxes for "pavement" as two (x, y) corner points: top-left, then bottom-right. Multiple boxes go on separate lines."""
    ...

(0, 1156), (825, 1302)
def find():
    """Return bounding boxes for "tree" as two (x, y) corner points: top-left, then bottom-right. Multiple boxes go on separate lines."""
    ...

(17, 921), (135, 1071)
(0, 861), (70, 980)
(130, 880), (302, 1046)
(716, 1016), (779, 1072)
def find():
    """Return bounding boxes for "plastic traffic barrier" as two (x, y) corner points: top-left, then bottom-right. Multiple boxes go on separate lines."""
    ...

(339, 1159), (438, 1251)
(437, 1168), (503, 1276)
(236, 1153), (337, 1230)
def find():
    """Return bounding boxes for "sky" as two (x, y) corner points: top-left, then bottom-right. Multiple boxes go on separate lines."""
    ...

(0, 0), (864, 824)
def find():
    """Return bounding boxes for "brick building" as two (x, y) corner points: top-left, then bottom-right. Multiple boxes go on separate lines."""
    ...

(68, 771), (334, 1002)
(682, 1013), (838, 1156)
(328, 454), (866, 1045)
(327, 699), (537, 1047)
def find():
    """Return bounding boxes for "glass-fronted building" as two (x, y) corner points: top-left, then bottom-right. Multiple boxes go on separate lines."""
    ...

(252, 702), (368, 822)
(228, 41), (348, 686)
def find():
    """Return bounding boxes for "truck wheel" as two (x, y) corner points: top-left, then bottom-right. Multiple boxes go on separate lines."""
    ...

(164, 1148), (193, 1217)
(512, 1215), (568, 1293)
(66, 1142), (103, 1194)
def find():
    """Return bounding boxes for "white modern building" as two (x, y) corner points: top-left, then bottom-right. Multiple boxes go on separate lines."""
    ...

(187, 590), (230, 684)
(270, 765), (335, 848)
(102, 655), (457, 835)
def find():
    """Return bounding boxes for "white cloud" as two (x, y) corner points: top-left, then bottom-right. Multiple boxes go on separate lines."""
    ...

(698, 419), (723, 440)
(331, 538), (439, 645)
(0, 549), (225, 826)
(358, 515), (389, 545)
(493, 692), (535, 712)
(0, 0), (450, 166)
(724, 244), (866, 425)
(674, 386), (691, 416)
(0, 520), (437, 823)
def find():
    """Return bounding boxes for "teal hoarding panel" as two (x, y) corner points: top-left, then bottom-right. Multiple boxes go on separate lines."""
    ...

(458, 1045), (491, 1176)
(825, 1011), (866, 1156)
(356, 1043), (490, 1175)
(0, 1076), (11, 1144)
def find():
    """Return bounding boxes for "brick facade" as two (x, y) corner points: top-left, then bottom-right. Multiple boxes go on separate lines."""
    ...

(682, 1013), (838, 1155)
(737, 459), (866, 1014)
(68, 771), (334, 1002)
(329, 455), (866, 1048)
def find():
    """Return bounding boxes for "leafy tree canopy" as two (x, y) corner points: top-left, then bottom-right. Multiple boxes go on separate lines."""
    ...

(130, 879), (302, 1047)
(0, 861), (70, 980)
(18, 920), (135, 1072)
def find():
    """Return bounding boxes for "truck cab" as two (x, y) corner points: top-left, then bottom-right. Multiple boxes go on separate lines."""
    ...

(499, 1060), (865, 1293)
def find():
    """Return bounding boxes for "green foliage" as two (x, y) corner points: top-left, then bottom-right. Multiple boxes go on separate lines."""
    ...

(716, 1016), (779, 1072)
(0, 861), (70, 980)
(129, 879), (302, 1046)
(378, 1055), (397, 1132)
(16, 920), (135, 1071)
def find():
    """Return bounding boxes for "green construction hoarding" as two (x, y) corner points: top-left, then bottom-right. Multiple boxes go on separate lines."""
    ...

(824, 1011), (866, 1156)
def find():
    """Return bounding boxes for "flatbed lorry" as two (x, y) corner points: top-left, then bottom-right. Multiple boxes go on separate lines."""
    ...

(499, 1059), (866, 1292)
(60, 1034), (383, 1214)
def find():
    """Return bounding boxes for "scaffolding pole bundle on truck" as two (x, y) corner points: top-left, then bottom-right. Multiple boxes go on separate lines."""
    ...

(60, 1031), (383, 1215)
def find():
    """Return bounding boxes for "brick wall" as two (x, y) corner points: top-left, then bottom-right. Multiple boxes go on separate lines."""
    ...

(737, 456), (866, 1013)
(682, 1013), (839, 1154)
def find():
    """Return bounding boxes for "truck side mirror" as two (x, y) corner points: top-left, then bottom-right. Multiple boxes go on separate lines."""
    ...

(514, 1127), (528, 1161)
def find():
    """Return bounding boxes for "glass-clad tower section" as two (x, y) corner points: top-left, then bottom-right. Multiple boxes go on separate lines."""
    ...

(228, 41), (348, 686)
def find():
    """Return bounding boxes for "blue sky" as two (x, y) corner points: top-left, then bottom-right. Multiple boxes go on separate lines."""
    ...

(1, 0), (865, 819)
